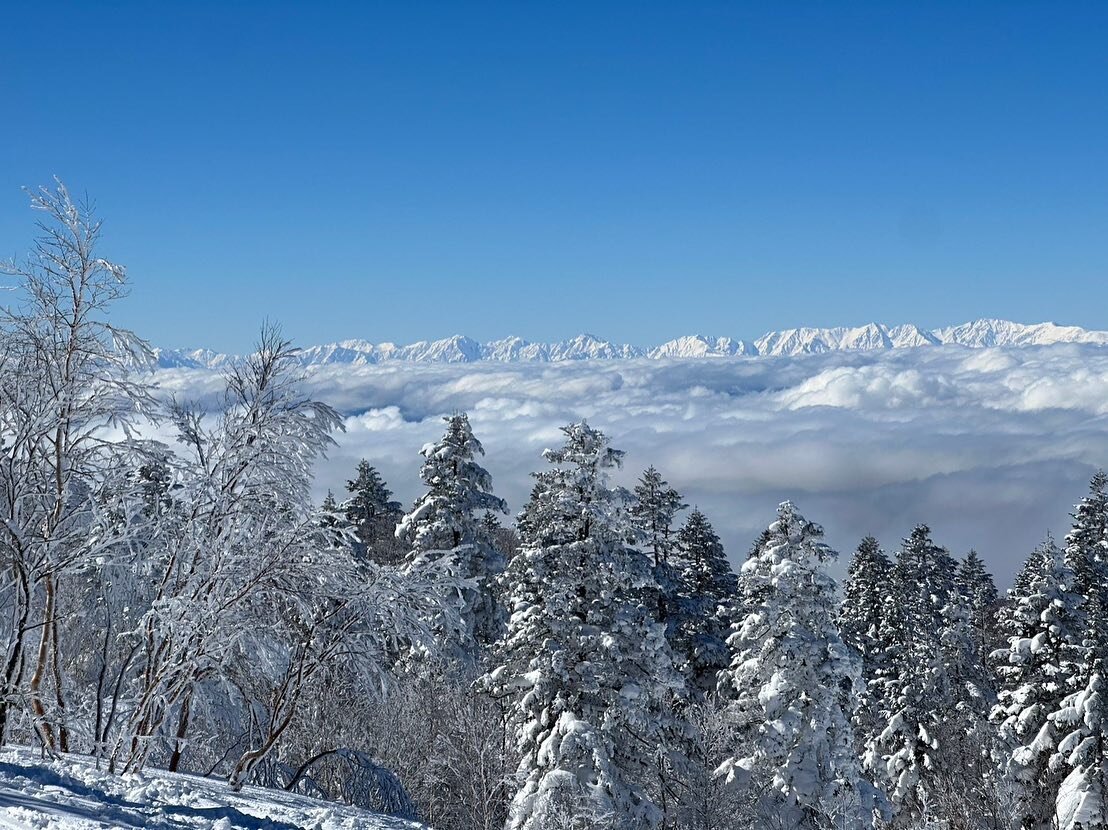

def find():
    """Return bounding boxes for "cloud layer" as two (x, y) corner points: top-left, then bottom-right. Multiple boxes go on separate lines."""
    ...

(153, 343), (1108, 584)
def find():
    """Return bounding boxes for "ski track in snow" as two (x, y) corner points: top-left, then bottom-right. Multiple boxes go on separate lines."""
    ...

(0, 749), (424, 830)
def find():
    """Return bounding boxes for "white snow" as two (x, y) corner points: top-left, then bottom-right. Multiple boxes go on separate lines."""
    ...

(0, 748), (426, 830)
(153, 318), (1108, 368)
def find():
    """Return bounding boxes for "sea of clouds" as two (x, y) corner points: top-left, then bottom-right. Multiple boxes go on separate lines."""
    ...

(151, 343), (1108, 584)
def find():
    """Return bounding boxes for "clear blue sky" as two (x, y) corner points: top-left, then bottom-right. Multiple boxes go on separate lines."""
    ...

(3, 2), (1107, 352)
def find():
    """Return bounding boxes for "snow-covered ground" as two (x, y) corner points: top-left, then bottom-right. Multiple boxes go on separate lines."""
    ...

(0, 748), (425, 830)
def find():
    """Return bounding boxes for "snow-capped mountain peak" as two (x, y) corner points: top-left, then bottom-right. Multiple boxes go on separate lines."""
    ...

(649, 335), (756, 358)
(153, 319), (1108, 370)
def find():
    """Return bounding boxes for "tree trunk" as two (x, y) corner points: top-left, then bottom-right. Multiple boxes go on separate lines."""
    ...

(0, 567), (32, 742)
(168, 688), (193, 772)
(28, 574), (57, 751)
(49, 582), (69, 752)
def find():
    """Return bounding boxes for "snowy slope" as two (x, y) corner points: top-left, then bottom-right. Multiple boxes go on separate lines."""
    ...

(153, 318), (1108, 368)
(648, 335), (756, 358)
(0, 748), (425, 830)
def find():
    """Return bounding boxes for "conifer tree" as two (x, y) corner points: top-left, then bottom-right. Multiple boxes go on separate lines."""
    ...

(319, 489), (348, 546)
(865, 525), (958, 819)
(397, 413), (508, 656)
(992, 537), (1081, 830)
(956, 549), (1000, 669)
(670, 508), (737, 696)
(719, 502), (880, 829)
(1050, 473), (1108, 830)
(939, 576), (999, 819)
(486, 422), (682, 830)
(838, 537), (894, 750)
(630, 467), (687, 639)
(631, 466), (687, 569)
(343, 459), (404, 563)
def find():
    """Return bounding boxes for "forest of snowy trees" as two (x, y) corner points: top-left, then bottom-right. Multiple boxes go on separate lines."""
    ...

(6, 184), (1108, 830)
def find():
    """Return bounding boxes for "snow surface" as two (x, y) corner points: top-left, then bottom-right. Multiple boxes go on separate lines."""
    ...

(153, 319), (1108, 368)
(0, 748), (425, 830)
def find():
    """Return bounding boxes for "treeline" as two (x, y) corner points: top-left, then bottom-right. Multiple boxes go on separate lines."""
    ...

(2, 184), (1106, 830)
(330, 418), (1108, 830)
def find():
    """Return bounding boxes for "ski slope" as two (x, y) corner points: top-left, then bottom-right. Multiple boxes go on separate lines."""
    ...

(0, 748), (425, 830)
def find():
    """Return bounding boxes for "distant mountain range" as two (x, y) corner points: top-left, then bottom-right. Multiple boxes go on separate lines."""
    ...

(154, 319), (1108, 369)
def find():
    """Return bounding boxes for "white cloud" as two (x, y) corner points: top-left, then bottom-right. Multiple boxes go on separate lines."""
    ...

(153, 344), (1108, 584)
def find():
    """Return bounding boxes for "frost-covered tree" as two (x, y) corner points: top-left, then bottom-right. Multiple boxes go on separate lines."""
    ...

(0, 182), (155, 749)
(719, 502), (880, 830)
(669, 508), (737, 697)
(991, 537), (1081, 830)
(938, 578), (999, 823)
(861, 527), (1002, 827)
(630, 467), (685, 606)
(106, 329), (458, 781)
(865, 525), (959, 821)
(838, 536), (894, 747)
(957, 549), (1000, 670)
(398, 413), (505, 554)
(343, 459), (403, 563)
(630, 467), (686, 569)
(486, 422), (682, 830)
(839, 537), (892, 661)
(672, 698), (756, 830)
(397, 412), (508, 656)
(1049, 473), (1108, 830)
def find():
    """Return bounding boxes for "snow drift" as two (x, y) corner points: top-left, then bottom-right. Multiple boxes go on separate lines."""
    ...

(0, 748), (425, 829)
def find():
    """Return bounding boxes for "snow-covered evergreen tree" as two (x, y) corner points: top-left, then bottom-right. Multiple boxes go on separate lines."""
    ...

(397, 412), (508, 655)
(633, 465), (682, 629)
(319, 489), (348, 546)
(839, 536), (894, 746)
(865, 525), (959, 820)
(343, 459), (403, 563)
(940, 575), (1000, 821)
(860, 528), (1001, 825)
(839, 537), (892, 661)
(719, 502), (880, 829)
(397, 413), (506, 553)
(485, 422), (682, 830)
(957, 549), (1000, 671)
(670, 508), (737, 697)
(630, 467), (686, 569)
(1050, 473), (1108, 830)
(991, 537), (1081, 830)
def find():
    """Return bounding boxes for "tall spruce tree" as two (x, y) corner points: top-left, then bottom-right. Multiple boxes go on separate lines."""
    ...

(1050, 473), (1108, 830)
(343, 459), (404, 563)
(670, 508), (737, 697)
(940, 576), (999, 821)
(719, 502), (880, 829)
(992, 537), (1082, 830)
(838, 537), (894, 751)
(397, 412), (508, 656)
(630, 467), (688, 673)
(485, 422), (683, 830)
(630, 467), (686, 567)
(865, 525), (959, 819)
(956, 549), (1000, 670)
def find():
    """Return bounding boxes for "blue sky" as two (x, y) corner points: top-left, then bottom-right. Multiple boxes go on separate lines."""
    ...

(3, 2), (1107, 352)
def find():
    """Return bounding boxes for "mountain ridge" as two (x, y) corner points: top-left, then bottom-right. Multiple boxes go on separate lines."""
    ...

(154, 319), (1108, 369)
